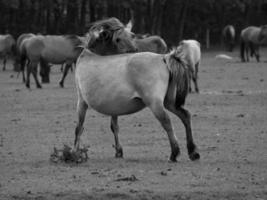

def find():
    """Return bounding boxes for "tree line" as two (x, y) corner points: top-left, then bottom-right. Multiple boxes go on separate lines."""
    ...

(1, 0), (267, 47)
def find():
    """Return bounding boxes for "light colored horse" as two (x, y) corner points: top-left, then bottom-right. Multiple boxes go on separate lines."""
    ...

(0, 34), (16, 71)
(240, 25), (267, 62)
(73, 48), (200, 162)
(18, 34), (85, 88)
(222, 25), (235, 52)
(177, 40), (201, 93)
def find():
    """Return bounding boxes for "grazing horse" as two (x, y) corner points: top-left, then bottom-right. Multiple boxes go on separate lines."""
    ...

(240, 25), (267, 62)
(222, 25), (235, 52)
(134, 35), (168, 54)
(0, 34), (16, 71)
(177, 40), (201, 93)
(73, 47), (200, 162)
(18, 34), (85, 88)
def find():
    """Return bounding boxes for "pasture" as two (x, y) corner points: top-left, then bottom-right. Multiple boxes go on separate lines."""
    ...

(0, 49), (267, 200)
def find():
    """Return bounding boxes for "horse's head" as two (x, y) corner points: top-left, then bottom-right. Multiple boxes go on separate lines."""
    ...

(259, 25), (267, 43)
(87, 17), (137, 55)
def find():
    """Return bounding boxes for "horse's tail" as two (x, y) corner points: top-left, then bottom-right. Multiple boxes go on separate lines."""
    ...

(167, 49), (189, 108)
(240, 38), (245, 62)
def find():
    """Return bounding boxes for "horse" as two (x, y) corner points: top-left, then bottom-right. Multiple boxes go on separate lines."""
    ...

(73, 47), (200, 162)
(0, 34), (16, 71)
(125, 19), (167, 54)
(177, 40), (201, 93)
(222, 25), (235, 52)
(240, 25), (267, 62)
(86, 17), (137, 55)
(18, 34), (85, 88)
(134, 35), (168, 54)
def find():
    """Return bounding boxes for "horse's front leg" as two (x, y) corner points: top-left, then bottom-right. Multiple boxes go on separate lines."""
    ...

(110, 116), (123, 158)
(31, 62), (42, 88)
(74, 99), (88, 151)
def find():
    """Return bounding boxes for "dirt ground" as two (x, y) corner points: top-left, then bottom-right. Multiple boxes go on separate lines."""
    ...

(0, 49), (267, 200)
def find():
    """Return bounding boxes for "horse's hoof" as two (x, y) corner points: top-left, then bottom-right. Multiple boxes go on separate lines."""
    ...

(169, 146), (180, 162)
(37, 85), (42, 89)
(59, 82), (64, 88)
(189, 152), (200, 161)
(115, 148), (123, 158)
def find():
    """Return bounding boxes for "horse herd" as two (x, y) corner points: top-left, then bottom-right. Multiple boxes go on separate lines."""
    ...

(0, 18), (266, 162)
(222, 24), (267, 62)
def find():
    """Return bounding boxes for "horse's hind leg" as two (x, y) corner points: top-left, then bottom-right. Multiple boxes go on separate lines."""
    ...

(254, 45), (260, 62)
(59, 63), (71, 88)
(148, 99), (180, 162)
(74, 98), (88, 151)
(110, 116), (123, 158)
(3, 57), (6, 71)
(31, 62), (42, 88)
(165, 104), (200, 161)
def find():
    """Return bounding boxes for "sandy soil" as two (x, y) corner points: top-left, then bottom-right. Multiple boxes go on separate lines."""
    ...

(0, 49), (267, 200)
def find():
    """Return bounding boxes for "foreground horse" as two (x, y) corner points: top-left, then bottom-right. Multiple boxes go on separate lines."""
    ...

(240, 25), (267, 62)
(0, 34), (16, 71)
(73, 48), (200, 162)
(222, 25), (235, 52)
(177, 40), (201, 93)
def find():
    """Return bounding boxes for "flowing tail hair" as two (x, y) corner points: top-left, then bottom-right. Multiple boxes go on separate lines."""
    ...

(166, 48), (189, 108)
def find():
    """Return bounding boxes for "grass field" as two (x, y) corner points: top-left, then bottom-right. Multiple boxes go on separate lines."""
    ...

(0, 48), (267, 199)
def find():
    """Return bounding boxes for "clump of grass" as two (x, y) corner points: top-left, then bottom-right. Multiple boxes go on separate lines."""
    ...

(50, 144), (89, 163)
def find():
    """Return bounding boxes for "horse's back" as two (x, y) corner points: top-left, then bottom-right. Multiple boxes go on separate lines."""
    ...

(135, 36), (167, 54)
(179, 40), (201, 65)
(241, 26), (261, 43)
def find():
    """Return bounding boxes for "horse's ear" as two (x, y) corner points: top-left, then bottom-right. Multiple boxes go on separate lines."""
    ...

(125, 20), (133, 32)
(92, 27), (104, 39)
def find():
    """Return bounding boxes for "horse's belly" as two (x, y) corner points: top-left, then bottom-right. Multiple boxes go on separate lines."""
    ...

(89, 97), (145, 116)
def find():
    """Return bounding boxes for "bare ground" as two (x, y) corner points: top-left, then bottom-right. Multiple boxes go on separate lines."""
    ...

(0, 49), (267, 200)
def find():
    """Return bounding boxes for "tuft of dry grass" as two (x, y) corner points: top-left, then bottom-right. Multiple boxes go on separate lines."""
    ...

(50, 144), (89, 163)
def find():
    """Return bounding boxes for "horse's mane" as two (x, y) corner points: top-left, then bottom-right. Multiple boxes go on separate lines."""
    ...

(89, 17), (124, 32)
(165, 48), (189, 107)
(86, 18), (125, 51)
(64, 35), (84, 47)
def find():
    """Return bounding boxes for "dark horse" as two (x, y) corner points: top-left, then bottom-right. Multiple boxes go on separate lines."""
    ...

(222, 25), (235, 52)
(240, 25), (267, 62)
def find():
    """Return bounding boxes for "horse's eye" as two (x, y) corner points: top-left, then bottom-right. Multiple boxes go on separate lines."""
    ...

(116, 38), (120, 43)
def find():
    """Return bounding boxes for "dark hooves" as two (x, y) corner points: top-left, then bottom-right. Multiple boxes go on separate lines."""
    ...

(169, 147), (180, 162)
(59, 82), (64, 88)
(115, 148), (123, 158)
(189, 152), (200, 161)
(37, 85), (42, 89)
